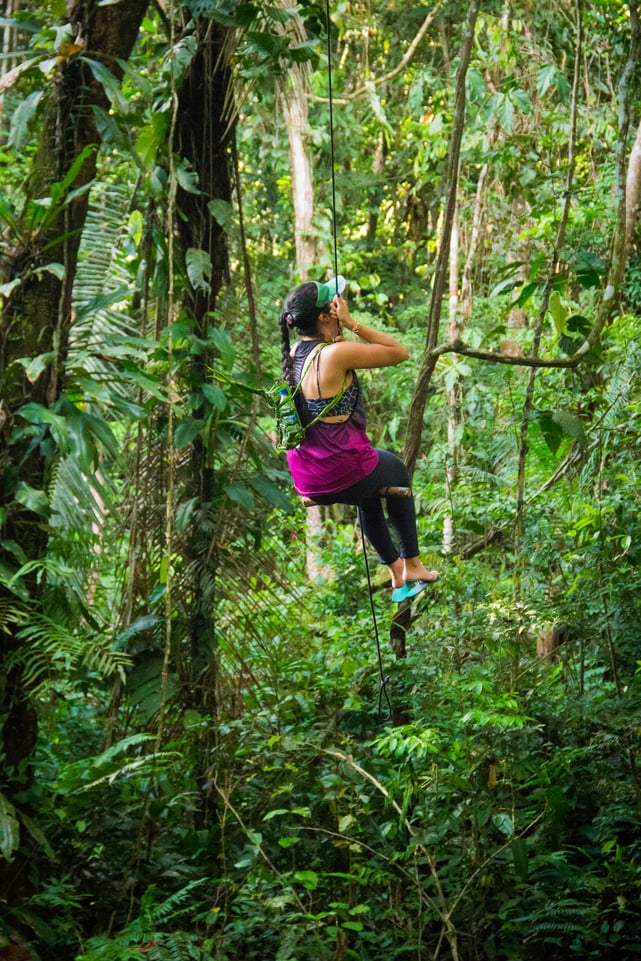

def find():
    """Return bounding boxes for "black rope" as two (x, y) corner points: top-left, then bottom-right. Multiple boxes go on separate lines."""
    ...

(324, 0), (339, 281)
(325, 3), (391, 720)
(357, 508), (393, 721)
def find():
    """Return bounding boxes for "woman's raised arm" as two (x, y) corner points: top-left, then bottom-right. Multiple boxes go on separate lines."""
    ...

(332, 295), (409, 370)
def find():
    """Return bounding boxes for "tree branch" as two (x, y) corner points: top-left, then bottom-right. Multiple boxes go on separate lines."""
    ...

(430, 338), (583, 368)
(313, 1), (446, 105)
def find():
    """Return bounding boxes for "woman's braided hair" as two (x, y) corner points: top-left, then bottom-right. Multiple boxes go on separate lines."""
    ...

(279, 282), (326, 393)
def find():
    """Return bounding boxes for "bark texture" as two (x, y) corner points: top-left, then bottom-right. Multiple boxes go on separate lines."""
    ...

(0, 0), (150, 895)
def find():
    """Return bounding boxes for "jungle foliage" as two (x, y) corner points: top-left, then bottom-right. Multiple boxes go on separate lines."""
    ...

(1, 0), (641, 959)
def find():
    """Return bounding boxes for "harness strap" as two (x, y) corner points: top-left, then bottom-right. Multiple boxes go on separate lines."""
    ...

(294, 343), (349, 428)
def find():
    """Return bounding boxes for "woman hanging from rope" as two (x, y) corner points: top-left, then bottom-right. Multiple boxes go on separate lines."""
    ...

(279, 276), (440, 603)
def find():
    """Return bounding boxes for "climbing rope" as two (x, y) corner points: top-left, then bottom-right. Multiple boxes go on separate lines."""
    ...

(322, 2), (392, 718)
(324, 0), (339, 282)
(357, 508), (393, 720)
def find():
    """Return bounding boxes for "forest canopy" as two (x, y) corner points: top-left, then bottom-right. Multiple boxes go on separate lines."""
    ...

(1, 1), (641, 959)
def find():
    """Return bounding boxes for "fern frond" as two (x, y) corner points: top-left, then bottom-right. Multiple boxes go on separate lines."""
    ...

(518, 896), (597, 942)
(10, 613), (131, 696)
(0, 599), (27, 633)
(148, 878), (210, 924)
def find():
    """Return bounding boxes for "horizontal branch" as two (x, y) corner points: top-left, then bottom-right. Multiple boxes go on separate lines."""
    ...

(430, 338), (585, 369)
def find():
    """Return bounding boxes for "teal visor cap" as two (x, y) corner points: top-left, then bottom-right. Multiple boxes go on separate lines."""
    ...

(314, 275), (346, 307)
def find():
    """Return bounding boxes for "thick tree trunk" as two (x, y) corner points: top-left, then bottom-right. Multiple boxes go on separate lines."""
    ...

(0, 0), (149, 889)
(174, 18), (233, 704)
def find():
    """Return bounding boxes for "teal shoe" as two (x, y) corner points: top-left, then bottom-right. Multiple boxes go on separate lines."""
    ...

(392, 575), (440, 604)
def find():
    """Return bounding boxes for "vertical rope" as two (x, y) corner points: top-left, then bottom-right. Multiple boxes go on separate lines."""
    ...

(357, 509), (393, 721)
(324, 0), (339, 280)
(325, 2), (391, 719)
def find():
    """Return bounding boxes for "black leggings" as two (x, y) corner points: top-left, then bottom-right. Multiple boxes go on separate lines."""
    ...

(310, 450), (418, 564)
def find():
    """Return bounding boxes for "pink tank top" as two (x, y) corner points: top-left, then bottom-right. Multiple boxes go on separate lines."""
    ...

(286, 344), (378, 496)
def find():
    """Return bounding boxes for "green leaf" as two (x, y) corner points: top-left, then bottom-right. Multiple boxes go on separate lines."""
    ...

(248, 474), (293, 512)
(244, 31), (283, 57)
(491, 92), (515, 133)
(211, 329), (235, 369)
(536, 64), (557, 97)
(19, 810), (56, 860)
(278, 836), (301, 848)
(175, 158), (201, 195)
(224, 483), (255, 510)
(175, 496), (199, 533)
(14, 482), (50, 516)
(294, 869), (319, 890)
(490, 277), (522, 299)
(537, 64), (570, 102)
(174, 419), (204, 448)
(513, 280), (539, 308)
(7, 89), (43, 151)
(264, 5), (297, 23)
(512, 838), (529, 881)
(492, 812), (514, 837)
(38, 57), (59, 76)
(263, 808), (290, 821)
(208, 199), (233, 229)
(549, 291), (567, 335)
(0, 791), (20, 861)
(39, 262), (65, 280)
(508, 87), (532, 114)
(571, 250), (606, 288)
(553, 410), (587, 448)
(289, 38), (321, 62)
(0, 278), (22, 298)
(85, 57), (128, 114)
(14, 351), (55, 383)
(186, 248), (212, 293)
(201, 382), (228, 411)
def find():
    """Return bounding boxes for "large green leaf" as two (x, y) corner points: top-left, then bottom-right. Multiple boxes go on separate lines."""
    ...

(7, 89), (43, 151)
(0, 791), (20, 861)
(186, 247), (212, 293)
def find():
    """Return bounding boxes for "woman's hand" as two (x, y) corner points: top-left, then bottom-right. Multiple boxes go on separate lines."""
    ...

(334, 294), (354, 331)
(317, 293), (409, 373)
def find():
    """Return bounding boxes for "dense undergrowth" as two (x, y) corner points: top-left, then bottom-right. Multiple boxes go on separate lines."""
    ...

(8, 463), (641, 960)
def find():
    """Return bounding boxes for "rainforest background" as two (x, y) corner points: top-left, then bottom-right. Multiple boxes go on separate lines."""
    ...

(1, 0), (641, 958)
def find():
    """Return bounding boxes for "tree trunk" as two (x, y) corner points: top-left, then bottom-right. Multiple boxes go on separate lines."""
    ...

(625, 117), (641, 258)
(280, 74), (318, 276)
(460, 162), (487, 320)
(443, 205), (461, 554)
(276, 7), (319, 278)
(275, 12), (336, 582)
(174, 17), (233, 706)
(0, 0), (149, 890)
(404, 0), (481, 479)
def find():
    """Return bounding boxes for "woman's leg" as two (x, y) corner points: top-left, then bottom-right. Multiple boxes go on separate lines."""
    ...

(315, 450), (439, 586)
(373, 452), (440, 583)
